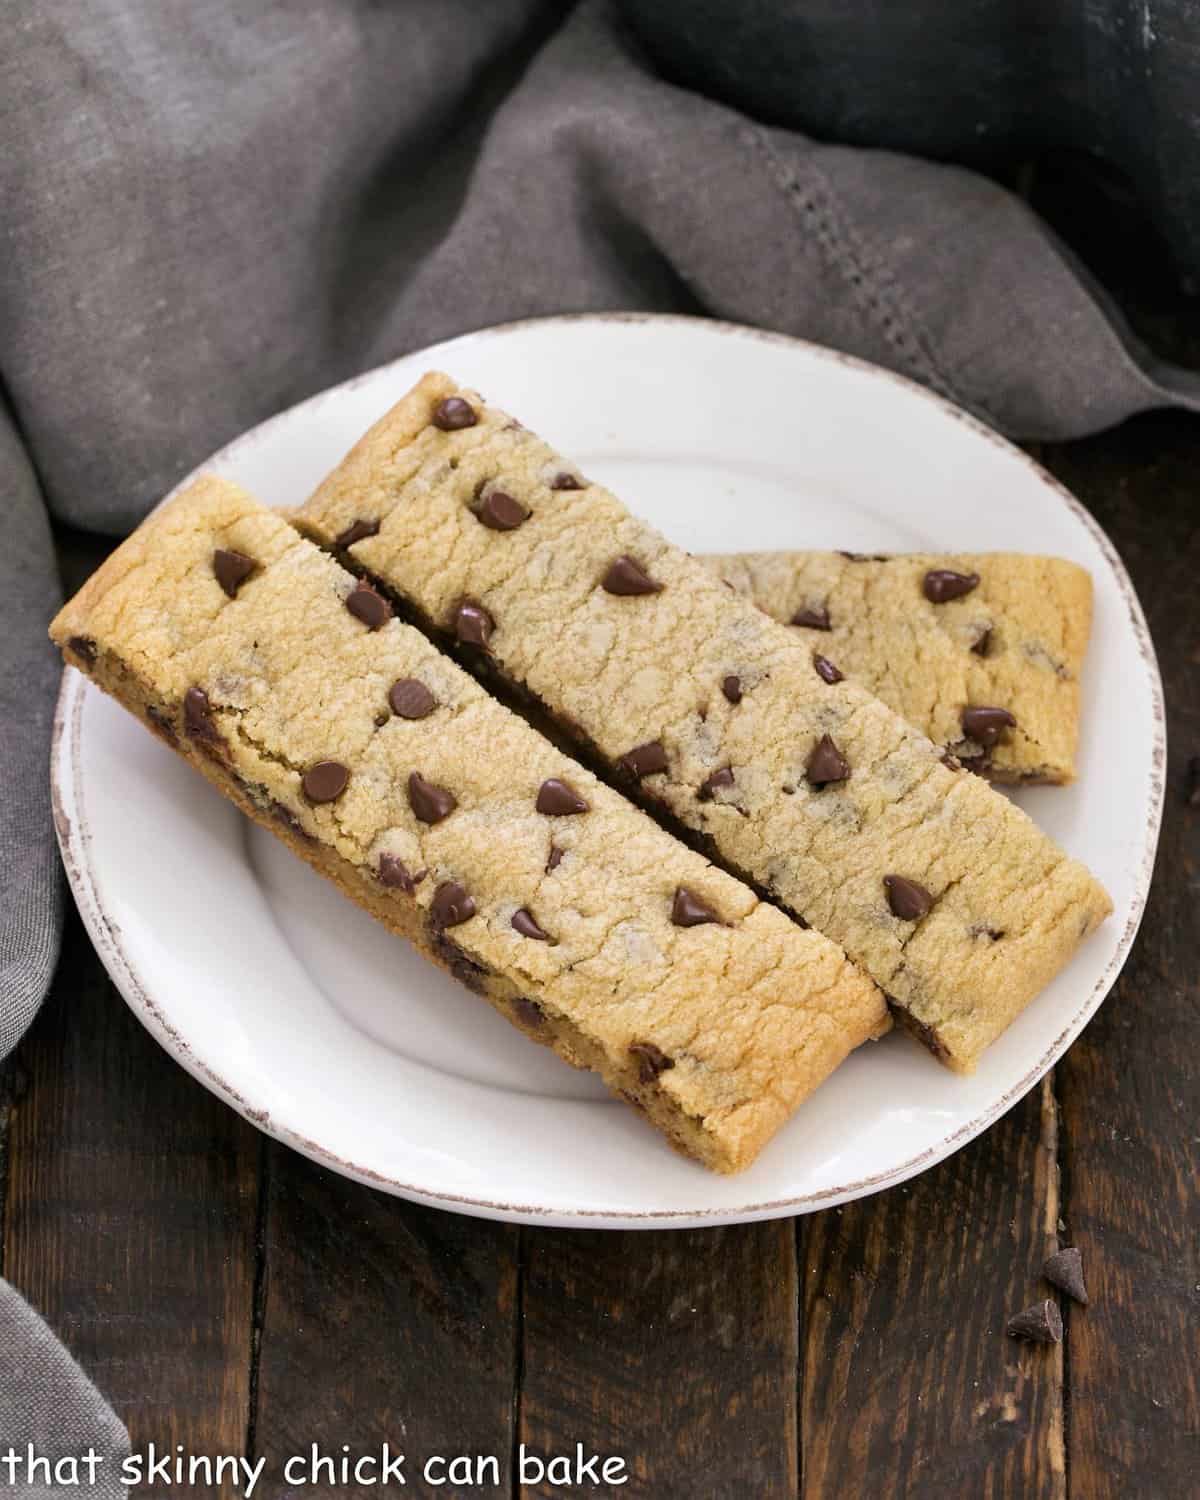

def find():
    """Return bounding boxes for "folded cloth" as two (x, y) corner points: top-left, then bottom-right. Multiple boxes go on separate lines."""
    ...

(0, 408), (63, 1062)
(0, 1279), (130, 1499)
(620, 0), (1200, 285)
(1, 0), (1198, 1433)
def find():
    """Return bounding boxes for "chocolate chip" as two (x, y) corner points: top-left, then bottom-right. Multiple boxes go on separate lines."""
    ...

(432, 931), (488, 991)
(884, 875), (934, 922)
(429, 880), (476, 929)
(550, 472), (583, 491)
(1006, 1300), (1063, 1344)
(839, 550), (891, 562)
(629, 1042), (675, 1084)
(145, 704), (177, 745)
(601, 555), (663, 596)
(476, 489), (529, 531)
(671, 886), (722, 927)
(431, 396), (477, 431)
(890, 1000), (952, 1064)
(941, 750), (963, 771)
(1043, 1247), (1089, 1305)
(389, 678), (437, 720)
(961, 704), (1017, 748)
(334, 518), (380, 548)
(813, 653), (844, 684)
(512, 907), (551, 941)
(67, 636), (96, 668)
(1186, 755), (1200, 806)
(378, 853), (419, 892)
(184, 686), (221, 743)
(721, 675), (743, 705)
(924, 569), (980, 603)
(619, 740), (669, 779)
(971, 627), (993, 657)
(451, 599), (494, 649)
(545, 842), (564, 873)
(270, 798), (312, 843)
(346, 581), (392, 631)
(698, 766), (734, 801)
(790, 606), (831, 630)
(213, 548), (257, 599)
(302, 760), (350, 803)
(536, 777), (589, 815)
(513, 997), (545, 1028)
(806, 733), (850, 787)
(407, 771), (457, 824)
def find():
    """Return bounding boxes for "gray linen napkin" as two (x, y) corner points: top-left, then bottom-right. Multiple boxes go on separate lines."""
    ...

(0, 1280), (129, 1498)
(0, 410), (63, 1061)
(2, 0), (1198, 1457)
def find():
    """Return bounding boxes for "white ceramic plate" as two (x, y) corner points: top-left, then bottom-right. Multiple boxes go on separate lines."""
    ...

(52, 315), (1164, 1228)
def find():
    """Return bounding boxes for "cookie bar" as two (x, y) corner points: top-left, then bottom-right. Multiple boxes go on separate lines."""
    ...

(295, 373), (1112, 1072)
(707, 550), (1092, 784)
(50, 475), (887, 1174)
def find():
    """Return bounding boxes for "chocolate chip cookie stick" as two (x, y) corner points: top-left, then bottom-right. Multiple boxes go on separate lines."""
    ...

(296, 373), (1112, 1073)
(50, 476), (887, 1174)
(708, 550), (1093, 784)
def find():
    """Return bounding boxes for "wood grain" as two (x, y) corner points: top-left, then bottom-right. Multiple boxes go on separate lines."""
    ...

(251, 1145), (518, 1499)
(0, 1053), (21, 1272)
(1039, 417), (1200, 1500)
(518, 1222), (798, 1499)
(800, 1075), (1065, 1499)
(4, 908), (261, 1497)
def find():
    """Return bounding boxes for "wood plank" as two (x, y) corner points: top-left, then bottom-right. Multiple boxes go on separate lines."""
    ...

(251, 1145), (518, 1499)
(1039, 416), (1200, 1500)
(800, 1076), (1065, 1499)
(0, 1054), (21, 1268)
(518, 1221), (798, 1499)
(4, 907), (261, 1496)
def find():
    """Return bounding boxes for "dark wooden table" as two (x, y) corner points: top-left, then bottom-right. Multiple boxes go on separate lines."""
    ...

(3, 377), (1197, 1499)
